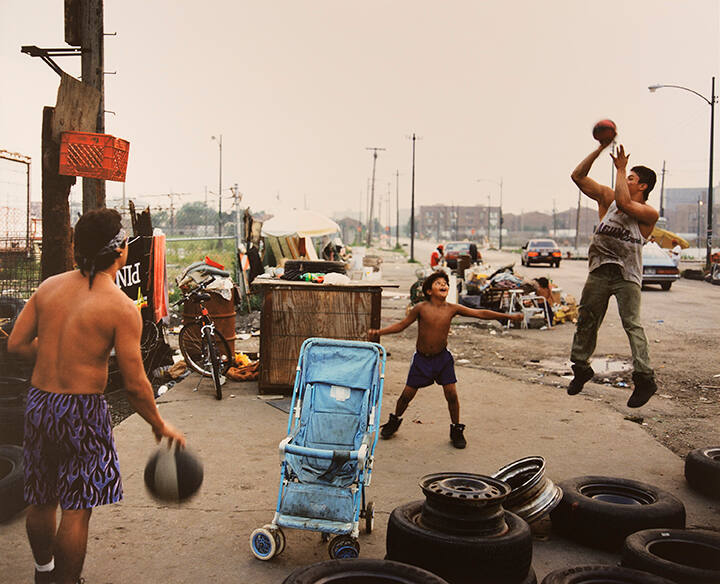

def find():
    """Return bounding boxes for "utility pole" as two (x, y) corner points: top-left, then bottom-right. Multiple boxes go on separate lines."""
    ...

(211, 135), (223, 242)
(574, 187), (581, 251)
(498, 178), (504, 249)
(659, 160), (666, 218)
(365, 147), (385, 247)
(204, 185), (209, 235)
(80, 0), (106, 212)
(409, 133), (419, 261)
(395, 169), (400, 248)
(552, 199), (557, 237)
(487, 194), (491, 245)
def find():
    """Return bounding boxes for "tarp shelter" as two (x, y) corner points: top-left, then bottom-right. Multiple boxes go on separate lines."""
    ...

(261, 210), (340, 238)
(651, 226), (690, 250)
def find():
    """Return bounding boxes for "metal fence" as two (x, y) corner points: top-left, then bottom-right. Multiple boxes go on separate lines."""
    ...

(165, 235), (239, 288)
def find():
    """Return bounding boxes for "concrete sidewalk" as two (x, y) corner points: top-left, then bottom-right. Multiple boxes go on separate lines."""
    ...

(2, 356), (718, 583)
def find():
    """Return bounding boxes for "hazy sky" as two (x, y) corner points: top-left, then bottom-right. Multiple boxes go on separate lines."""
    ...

(1, 1), (719, 219)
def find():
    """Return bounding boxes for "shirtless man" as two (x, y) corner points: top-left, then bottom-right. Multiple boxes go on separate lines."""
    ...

(8, 208), (185, 584)
(369, 271), (521, 448)
(569, 138), (659, 408)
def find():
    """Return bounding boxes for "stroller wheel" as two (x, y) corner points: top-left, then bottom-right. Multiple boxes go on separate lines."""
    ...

(272, 525), (286, 555)
(328, 535), (360, 559)
(250, 527), (277, 560)
(364, 501), (375, 534)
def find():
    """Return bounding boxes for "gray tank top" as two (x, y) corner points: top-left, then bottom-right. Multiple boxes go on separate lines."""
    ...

(588, 201), (644, 286)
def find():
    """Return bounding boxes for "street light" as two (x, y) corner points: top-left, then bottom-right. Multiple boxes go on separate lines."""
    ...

(477, 178), (503, 248)
(211, 134), (223, 238)
(649, 77), (716, 270)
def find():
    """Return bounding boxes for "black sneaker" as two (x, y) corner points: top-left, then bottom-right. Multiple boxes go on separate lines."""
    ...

(627, 372), (657, 408)
(380, 413), (402, 438)
(450, 423), (467, 449)
(567, 364), (594, 395)
(34, 569), (55, 584)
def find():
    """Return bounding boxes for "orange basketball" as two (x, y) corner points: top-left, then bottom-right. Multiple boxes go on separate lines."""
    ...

(593, 119), (617, 142)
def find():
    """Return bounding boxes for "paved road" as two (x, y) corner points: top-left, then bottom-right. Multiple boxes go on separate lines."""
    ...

(397, 238), (720, 336)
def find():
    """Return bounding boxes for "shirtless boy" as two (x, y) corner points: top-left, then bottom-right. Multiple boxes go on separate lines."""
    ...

(369, 271), (521, 448)
(8, 208), (185, 584)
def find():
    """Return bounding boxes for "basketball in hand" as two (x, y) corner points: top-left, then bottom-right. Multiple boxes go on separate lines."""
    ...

(592, 119), (617, 143)
(144, 446), (204, 503)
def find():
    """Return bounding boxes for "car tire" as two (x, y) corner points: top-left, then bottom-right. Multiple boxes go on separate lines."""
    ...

(550, 476), (685, 550)
(283, 559), (452, 584)
(684, 447), (720, 499)
(0, 378), (28, 446)
(660, 282), (672, 290)
(387, 500), (533, 584)
(0, 444), (25, 522)
(621, 528), (720, 583)
(541, 565), (675, 584)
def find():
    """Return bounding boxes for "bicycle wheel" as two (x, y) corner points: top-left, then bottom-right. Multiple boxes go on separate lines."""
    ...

(206, 333), (223, 400)
(179, 323), (232, 377)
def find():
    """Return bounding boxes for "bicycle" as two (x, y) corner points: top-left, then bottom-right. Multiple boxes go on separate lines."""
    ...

(175, 275), (233, 400)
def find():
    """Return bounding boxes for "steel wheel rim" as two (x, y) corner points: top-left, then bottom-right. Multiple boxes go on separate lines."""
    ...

(491, 456), (563, 522)
(420, 472), (510, 504)
(579, 482), (656, 505)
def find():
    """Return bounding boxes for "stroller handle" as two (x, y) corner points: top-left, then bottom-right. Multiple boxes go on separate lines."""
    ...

(282, 442), (367, 464)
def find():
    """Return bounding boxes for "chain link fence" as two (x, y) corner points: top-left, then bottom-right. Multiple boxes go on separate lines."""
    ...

(165, 235), (239, 290)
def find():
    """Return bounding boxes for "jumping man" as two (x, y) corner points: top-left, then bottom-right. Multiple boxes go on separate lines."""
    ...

(569, 137), (659, 408)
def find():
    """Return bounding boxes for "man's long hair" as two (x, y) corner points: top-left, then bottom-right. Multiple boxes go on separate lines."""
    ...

(74, 208), (123, 288)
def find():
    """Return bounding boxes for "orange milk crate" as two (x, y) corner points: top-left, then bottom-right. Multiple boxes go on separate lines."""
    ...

(59, 131), (130, 182)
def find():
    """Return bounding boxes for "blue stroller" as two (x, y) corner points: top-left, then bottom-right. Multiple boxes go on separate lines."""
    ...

(250, 337), (386, 560)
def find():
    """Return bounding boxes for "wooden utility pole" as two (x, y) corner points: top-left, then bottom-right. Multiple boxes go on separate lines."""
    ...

(365, 147), (385, 246)
(41, 107), (76, 279)
(659, 160), (666, 218)
(79, 0), (106, 211)
(395, 169), (400, 248)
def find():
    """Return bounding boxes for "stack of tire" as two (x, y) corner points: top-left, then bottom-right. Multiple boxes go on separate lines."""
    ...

(282, 559), (451, 584)
(0, 376), (27, 523)
(0, 445), (24, 522)
(386, 472), (536, 584)
(0, 376), (28, 446)
(549, 474), (720, 583)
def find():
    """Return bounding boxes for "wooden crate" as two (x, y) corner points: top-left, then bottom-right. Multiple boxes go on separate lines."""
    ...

(252, 280), (385, 394)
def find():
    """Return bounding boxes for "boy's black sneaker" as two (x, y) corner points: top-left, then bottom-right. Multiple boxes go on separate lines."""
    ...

(567, 364), (594, 395)
(627, 372), (657, 408)
(450, 423), (467, 449)
(34, 568), (55, 584)
(380, 413), (402, 438)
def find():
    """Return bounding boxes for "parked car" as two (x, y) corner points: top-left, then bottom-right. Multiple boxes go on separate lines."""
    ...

(444, 241), (480, 269)
(642, 243), (680, 290)
(521, 239), (562, 267)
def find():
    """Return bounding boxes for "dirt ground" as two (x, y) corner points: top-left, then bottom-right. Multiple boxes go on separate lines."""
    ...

(378, 245), (720, 459)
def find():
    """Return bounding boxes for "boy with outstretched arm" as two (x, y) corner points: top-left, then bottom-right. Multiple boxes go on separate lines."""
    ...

(369, 271), (522, 449)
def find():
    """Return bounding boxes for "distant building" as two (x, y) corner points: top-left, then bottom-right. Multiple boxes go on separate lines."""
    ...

(664, 186), (719, 244)
(418, 204), (498, 241)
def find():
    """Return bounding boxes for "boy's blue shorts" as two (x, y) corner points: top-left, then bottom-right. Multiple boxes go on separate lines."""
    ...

(406, 348), (457, 388)
(24, 386), (123, 510)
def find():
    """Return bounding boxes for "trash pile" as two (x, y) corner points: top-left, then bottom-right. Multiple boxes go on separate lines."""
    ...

(458, 264), (578, 326)
(226, 351), (259, 382)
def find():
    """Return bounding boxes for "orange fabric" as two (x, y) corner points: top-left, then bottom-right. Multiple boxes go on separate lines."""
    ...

(151, 234), (168, 322)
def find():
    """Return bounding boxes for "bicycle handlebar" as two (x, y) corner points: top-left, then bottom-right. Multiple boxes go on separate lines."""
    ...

(172, 275), (216, 307)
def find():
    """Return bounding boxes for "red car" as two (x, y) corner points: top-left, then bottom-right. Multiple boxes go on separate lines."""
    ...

(444, 241), (480, 269)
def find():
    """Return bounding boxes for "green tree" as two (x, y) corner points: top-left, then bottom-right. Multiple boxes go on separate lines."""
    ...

(176, 202), (213, 227)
